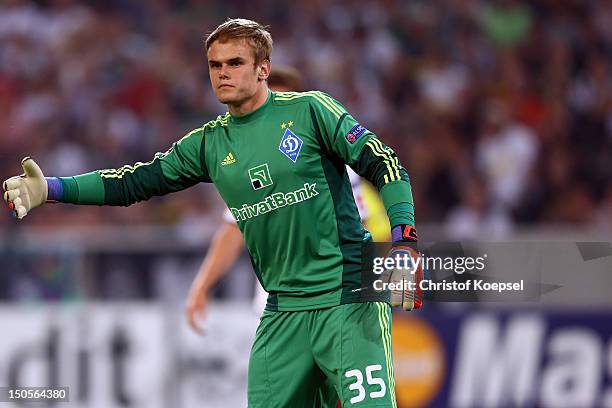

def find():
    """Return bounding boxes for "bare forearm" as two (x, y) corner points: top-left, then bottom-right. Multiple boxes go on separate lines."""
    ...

(191, 222), (244, 292)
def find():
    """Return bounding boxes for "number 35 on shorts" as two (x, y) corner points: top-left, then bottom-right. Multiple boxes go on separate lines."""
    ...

(344, 364), (388, 404)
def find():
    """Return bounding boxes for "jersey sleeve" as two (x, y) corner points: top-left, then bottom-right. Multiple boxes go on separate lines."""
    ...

(59, 127), (211, 206)
(222, 207), (237, 224)
(308, 91), (373, 165)
(309, 92), (415, 228)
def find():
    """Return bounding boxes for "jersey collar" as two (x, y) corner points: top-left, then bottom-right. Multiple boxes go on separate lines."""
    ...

(229, 90), (272, 125)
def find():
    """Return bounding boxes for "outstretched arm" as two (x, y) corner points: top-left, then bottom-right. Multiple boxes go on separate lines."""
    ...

(3, 128), (209, 218)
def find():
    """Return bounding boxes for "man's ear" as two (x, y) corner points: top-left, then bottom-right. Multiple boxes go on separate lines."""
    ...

(258, 59), (271, 82)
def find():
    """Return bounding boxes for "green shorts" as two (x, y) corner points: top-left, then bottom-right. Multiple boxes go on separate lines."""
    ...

(248, 301), (396, 408)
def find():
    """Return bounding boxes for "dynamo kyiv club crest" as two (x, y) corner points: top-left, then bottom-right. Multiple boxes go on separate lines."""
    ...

(279, 128), (303, 163)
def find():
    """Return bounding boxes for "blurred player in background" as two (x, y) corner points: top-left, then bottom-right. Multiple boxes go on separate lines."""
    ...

(185, 66), (390, 329)
(4, 18), (420, 407)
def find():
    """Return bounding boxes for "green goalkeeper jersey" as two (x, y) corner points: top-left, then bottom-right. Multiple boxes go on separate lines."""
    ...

(59, 91), (415, 311)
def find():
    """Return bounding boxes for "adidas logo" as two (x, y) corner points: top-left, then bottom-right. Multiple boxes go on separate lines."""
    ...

(221, 152), (236, 166)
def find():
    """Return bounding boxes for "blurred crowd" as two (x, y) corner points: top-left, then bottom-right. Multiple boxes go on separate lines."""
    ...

(0, 0), (610, 237)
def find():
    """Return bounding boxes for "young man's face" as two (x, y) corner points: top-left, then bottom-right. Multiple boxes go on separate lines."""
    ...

(207, 38), (268, 105)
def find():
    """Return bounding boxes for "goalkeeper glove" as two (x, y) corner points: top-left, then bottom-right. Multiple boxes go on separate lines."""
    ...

(3, 157), (48, 219)
(384, 225), (423, 311)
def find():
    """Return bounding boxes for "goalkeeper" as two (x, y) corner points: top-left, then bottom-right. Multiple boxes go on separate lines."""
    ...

(185, 66), (390, 329)
(4, 19), (421, 408)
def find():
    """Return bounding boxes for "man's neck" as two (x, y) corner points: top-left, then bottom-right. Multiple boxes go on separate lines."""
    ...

(229, 85), (269, 117)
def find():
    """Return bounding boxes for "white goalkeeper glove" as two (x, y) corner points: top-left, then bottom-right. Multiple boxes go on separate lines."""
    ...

(383, 225), (424, 311)
(3, 157), (48, 219)
(384, 245), (424, 310)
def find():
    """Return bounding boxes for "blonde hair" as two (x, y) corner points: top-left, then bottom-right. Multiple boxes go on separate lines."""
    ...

(205, 18), (273, 64)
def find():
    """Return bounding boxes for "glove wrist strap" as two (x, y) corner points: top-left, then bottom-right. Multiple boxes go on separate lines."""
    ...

(45, 177), (63, 202)
(391, 224), (418, 243)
